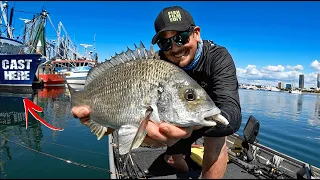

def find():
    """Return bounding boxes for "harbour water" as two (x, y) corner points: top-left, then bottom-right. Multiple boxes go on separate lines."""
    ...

(237, 89), (320, 168)
(0, 88), (110, 179)
(0, 87), (319, 178)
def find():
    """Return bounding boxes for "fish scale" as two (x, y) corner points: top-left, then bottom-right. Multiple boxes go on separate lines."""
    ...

(67, 42), (229, 157)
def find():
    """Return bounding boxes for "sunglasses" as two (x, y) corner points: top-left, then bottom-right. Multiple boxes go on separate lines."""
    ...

(157, 27), (195, 51)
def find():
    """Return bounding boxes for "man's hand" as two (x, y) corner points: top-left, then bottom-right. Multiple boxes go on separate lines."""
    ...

(71, 105), (197, 147)
(144, 121), (194, 147)
(71, 105), (115, 135)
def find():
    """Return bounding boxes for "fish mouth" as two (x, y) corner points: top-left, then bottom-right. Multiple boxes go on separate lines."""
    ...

(202, 108), (229, 126)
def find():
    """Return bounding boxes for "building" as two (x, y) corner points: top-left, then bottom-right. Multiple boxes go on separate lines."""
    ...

(317, 73), (320, 88)
(278, 82), (284, 89)
(299, 74), (304, 89)
(286, 84), (292, 89)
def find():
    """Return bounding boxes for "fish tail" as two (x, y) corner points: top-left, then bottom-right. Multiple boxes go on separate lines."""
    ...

(65, 79), (82, 107)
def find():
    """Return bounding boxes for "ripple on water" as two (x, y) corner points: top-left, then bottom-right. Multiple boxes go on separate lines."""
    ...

(239, 89), (320, 167)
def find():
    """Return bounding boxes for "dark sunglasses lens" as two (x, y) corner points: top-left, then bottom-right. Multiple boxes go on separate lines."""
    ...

(158, 39), (172, 51)
(173, 32), (190, 46)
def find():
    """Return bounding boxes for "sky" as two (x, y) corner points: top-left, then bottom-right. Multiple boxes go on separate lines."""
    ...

(6, 1), (320, 88)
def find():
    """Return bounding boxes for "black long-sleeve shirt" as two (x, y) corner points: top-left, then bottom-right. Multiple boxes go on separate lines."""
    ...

(155, 40), (242, 137)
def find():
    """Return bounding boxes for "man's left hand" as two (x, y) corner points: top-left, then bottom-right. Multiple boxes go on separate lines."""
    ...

(144, 121), (195, 147)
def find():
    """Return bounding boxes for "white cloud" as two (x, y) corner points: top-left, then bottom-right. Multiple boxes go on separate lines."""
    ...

(237, 63), (318, 88)
(262, 65), (284, 72)
(236, 65), (263, 78)
(286, 65), (304, 71)
(311, 60), (320, 71)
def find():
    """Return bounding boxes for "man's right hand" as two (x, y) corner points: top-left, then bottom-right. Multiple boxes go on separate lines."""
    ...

(72, 105), (115, 135)
(71, 105), (194, 147)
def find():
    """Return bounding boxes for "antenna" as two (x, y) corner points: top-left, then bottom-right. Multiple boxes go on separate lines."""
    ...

(19, 18), (31, 24)
(80, 43), (93, 57)
(94, 33), (96, 54)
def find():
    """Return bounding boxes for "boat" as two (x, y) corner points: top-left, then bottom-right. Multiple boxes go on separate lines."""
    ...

(52, 58), (96, 89)
(265, 86), (280, 92)
(247, 85), (258, 90)
(289, 89), (302, 94)
(37, 63), (65, 87)
(41, 22), (97, 90)
(108, 115), (320, 179)
(0, 1), (46, 91)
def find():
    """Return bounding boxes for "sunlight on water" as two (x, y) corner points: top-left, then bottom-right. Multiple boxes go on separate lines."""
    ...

(238, 89), (320, 167)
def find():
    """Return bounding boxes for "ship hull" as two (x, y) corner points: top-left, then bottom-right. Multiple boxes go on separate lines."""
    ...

(0, 54), (44, 87)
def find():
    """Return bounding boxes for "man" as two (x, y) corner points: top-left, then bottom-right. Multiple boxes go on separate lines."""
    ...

(72, 6), (241, 179)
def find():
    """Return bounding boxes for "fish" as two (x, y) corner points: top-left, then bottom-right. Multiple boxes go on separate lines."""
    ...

(67, 41), (229, 157)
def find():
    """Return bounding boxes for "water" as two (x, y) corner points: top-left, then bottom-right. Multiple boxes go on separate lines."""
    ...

(0, 88), (110, 179)
(0, 88), (319, 178)
(237, 89), (320, 168)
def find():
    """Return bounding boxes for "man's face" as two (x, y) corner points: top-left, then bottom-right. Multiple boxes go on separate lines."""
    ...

(160, 26), (201, 68)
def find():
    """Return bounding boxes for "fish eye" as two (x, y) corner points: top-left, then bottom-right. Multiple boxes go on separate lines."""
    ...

(184, 89), (196, 101)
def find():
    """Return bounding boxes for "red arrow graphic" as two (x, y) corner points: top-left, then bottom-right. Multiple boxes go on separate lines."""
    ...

(23, 98), (64, 131)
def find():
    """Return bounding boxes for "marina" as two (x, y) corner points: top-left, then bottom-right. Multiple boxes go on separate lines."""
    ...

(0, 88), (319, 179)
(1, 1), (320, 179)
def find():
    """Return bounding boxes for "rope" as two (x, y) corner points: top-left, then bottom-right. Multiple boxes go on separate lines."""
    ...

(0, 134), (125, 176)
(46, 15), (85, 61)
(13, 9), (39, 15)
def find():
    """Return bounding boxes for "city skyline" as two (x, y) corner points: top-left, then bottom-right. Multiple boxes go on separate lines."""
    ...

(244, 72), (320, 90)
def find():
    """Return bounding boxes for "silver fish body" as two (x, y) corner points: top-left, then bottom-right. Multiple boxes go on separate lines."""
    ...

(67, 42), (229, 155)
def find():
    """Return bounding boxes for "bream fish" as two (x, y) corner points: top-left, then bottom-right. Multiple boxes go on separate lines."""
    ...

(67, 42), (229, 156)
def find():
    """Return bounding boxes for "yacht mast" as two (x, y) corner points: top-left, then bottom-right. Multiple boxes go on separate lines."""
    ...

(0, 1), (13, 38)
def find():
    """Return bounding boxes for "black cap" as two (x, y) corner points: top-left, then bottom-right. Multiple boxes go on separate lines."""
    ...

(151, 6), (195, 44)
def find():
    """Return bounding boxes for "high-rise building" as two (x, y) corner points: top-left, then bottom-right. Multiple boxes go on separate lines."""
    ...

(278, 82), (284, 89)
(317, 73), (320, 88)
(286, 84), (292, 89)
(299, 74), (304, 89)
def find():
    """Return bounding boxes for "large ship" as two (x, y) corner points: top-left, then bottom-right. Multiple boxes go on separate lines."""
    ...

(36, 22), (98, 89)
(0, 1), (47, 90)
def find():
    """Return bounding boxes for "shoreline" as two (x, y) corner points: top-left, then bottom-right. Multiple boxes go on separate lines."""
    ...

(239, 88), (320, 95)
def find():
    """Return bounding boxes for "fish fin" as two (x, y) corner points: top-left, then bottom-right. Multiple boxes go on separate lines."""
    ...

(65, 78), (82, 107)
(120, 108), (152, 169)
(85, 42), (156, 87)
(149, 43), (155, 57)
(149, 104), (161, 124)
(66, 81), (76, 97)
(117, 107), (152, 156)
(87, 120), (108, 140)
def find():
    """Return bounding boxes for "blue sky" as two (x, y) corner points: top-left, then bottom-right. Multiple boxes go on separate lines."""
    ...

(8, 1), (320, 87)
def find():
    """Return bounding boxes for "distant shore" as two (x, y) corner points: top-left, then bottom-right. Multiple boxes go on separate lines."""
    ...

(239, 88), (320, 95)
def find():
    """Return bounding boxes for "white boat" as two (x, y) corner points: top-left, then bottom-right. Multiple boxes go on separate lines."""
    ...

(270, 86), (280, 92)
(52, 59), (95, 89)
(48, 22), (98, 89)
(289, 89), (302, 94)
(246, 85), (258, 90)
